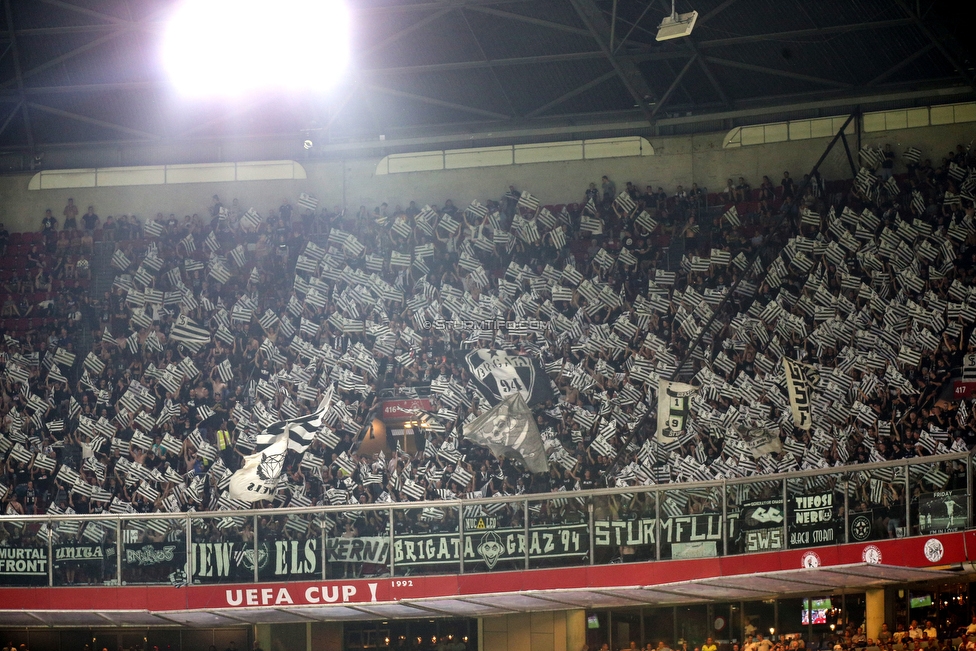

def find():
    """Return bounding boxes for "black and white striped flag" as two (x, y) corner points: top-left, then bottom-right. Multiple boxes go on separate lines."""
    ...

(298, 193), (319, 212)
(613, 192), (637, 215)
(111, 249), (131, 270)
(180, 233), (196, 254)
(903, 147), (921, 165)
(169, 315), (210, 346)
(723, 205), (740, 227)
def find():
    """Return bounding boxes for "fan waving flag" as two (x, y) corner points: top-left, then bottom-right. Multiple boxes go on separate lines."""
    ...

(462, 393), (548, 473)
(169, 314), (211, 346)
(253, 386), (333, 454)
(298, 193), (319, 212)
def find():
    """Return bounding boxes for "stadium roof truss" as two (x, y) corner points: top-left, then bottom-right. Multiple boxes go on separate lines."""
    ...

(0, 0), (971, 157)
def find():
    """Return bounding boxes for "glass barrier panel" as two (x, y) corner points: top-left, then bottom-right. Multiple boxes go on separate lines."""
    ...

(255, 512), (323, 582)
(459, 500), (518, 574)
(909, 458), (967, 537)
(0, 517), (48, 586)
(52, 518), (117, 586)
(393, 506), (459, 576)
(327, 508), (391, 579)
(660, 486), (723, 561)
(190, 514), (252, 584)
(121, 517), (186, 585)
(784, 474), (845, 550)
(847, 464), (909, 543)
(593, 491), (656, 565)
(728, 478), (785, 554)
(526, 495), (588, 570)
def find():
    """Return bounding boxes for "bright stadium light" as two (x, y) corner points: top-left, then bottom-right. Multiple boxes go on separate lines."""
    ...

(162, 0), (351, 96)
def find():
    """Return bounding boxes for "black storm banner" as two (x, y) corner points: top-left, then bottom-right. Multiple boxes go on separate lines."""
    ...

(788, 492), (839, 547)
(465, 349), (554, 406)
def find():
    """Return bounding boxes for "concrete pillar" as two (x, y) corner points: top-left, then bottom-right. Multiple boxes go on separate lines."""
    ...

(866, 588), (885, 640)
(566, 610), (587, 651)
(480, 609), (586, 651)
(254, 625), (272, 651)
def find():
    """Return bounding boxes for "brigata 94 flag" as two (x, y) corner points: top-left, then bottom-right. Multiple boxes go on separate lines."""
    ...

(465, 349), (554, 406)
(656, 380), (697, 444)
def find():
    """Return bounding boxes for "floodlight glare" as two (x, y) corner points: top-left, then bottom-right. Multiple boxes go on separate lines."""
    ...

(656, 0), (697, 41)
(162, 0), (350, 96)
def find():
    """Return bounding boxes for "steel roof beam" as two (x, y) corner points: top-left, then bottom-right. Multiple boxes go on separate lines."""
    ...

(27, 101), (159, 140)
(464, 6), (592, 37)
(892, 0), (976, 91)
(458, 8), (519, 117)
(362, 7), (453, 57)
(696, 18), (915, 49)
(35, 0), (126, 24)
(703, 56), (854, 88)
(568, 0), (657, 124)
(367, 49), (689, 75)
(650, 53), (698, 120)
(3, 0), (34, 153)
(364, 83), (512, 120)
(526, 68), (617, 118)
(0, 6), (167, 90)
(866, 42), (937, 86)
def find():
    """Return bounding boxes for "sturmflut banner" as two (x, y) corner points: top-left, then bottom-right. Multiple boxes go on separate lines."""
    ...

(656, 380), (698, 444)
(783, 358), (816, 430)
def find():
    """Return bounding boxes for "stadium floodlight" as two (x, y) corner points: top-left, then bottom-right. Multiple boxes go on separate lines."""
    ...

(162, 0), (351, 97)
(656, 0), (698, 41)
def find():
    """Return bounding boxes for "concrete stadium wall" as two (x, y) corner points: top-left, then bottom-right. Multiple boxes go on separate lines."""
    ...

(0, 121), (972, 234)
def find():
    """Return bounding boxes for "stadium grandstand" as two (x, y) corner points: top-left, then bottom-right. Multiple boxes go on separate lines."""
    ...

(1, 0), (976, 650)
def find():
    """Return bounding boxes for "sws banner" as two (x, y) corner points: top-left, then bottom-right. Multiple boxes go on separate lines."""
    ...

(393, 524), (588, 570)
(465, 349), (554, 406)
(738, 498), (785, 552)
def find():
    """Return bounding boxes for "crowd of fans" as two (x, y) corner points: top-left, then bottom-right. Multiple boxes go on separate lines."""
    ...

(0, 138), (974, 565)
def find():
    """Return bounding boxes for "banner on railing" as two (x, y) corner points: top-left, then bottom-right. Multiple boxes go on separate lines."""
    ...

(394, 524), (588, 570)
(788, 492), (840, 547)
(190, 541), (322, 582)
(326, 537), (390, 565)
(919, 489), (968, 534)
(0, 546), (49, 585)
(594, 513), (737, 548)
(738, 498), (785, 551)
(53, 545), (114, 566)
